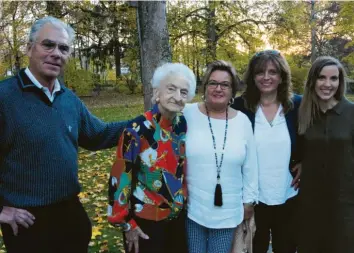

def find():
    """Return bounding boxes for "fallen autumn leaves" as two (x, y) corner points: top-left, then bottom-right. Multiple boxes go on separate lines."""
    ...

(78, 149), (125, 253)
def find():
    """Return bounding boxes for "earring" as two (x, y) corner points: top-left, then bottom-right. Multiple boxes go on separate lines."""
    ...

(201, 95), (206, 102)
(228, 97), (235, 106)
(155, 97), (160, 103)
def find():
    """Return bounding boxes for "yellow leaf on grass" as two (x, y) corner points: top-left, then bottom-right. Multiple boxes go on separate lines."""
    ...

(78, 192), (90, 203)
(91, 226), (102, 239)
(78, 192), (88, 198)
(94, 216), (105, 224)
(93, 202), (104, 207)
(99, 244), (109, 253)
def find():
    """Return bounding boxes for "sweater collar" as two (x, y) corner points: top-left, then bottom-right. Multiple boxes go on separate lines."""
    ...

(17, 68), (66, 93)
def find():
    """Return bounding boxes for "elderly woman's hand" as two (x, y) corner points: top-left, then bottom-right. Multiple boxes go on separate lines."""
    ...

(125, 226), (149, 253)
(243, 204), (254, 220)
(291, 163), (302, 190)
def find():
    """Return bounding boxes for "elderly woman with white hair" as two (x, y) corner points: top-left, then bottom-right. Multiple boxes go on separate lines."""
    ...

(108, 62), (196, 253)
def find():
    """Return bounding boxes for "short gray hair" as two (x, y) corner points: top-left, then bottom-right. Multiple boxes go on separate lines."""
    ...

(151, 62), (196, 101)
(28, 16), (75, 45)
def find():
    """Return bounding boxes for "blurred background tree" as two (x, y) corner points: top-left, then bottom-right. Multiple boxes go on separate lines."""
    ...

(1, 0), (354, 97)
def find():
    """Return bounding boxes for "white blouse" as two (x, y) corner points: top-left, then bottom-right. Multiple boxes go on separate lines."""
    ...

(254, 105), (298, 205)
(183, 103), (258, 229)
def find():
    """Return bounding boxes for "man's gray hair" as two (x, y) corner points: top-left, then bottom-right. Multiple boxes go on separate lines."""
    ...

(28, 16), (75, 45)
(151, 62), (196, 101)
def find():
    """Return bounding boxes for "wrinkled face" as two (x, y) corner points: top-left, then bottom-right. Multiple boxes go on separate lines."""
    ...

(156, 75), (190, 114)
(27, 23), (70, 82)
(315, 65), (340, 102)
(205, 70), (232, 107)
(254, 61), (282, 95)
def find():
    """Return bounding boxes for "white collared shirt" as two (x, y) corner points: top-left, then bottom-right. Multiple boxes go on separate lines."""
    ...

(25, 67), (61, 103)
(255, 105), (297, 205)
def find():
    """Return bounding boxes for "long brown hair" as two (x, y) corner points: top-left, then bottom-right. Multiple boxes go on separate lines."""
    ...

(298, 56), (346, 134)
(202, 60), (240, 98)
(243, 50), (293, 113)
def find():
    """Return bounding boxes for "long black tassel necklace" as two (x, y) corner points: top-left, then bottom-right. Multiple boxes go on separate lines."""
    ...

(205, 103), (228, 207)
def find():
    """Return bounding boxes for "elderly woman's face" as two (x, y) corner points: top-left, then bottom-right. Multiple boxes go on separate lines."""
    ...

(157, 75), (190, 114)
(205, 70), (232, 107)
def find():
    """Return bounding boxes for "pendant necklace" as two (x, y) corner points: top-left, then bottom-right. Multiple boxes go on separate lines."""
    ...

(205, 103), (228, 207)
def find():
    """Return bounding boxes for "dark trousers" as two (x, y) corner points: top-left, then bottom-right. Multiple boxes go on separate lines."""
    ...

(123, 212), (187, 253)
(253, 196), (298, 253)
(1, 196), (92, 253)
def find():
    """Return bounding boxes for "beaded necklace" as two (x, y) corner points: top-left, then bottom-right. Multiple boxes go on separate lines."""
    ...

(205, 103), (228, 207)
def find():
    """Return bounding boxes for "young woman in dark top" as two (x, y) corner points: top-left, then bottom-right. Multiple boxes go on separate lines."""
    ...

(298, 56), (354, 253)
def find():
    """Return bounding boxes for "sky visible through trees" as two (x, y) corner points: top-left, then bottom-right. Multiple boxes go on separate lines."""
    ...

(1, 1), (354, 95)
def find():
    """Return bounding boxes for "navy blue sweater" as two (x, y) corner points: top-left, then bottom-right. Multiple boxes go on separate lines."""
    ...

(0, 69), (128, 207)
(231, 94), (302, 176)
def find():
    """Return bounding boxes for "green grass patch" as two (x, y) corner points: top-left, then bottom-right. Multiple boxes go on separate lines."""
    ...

(79, 103), (144, 253)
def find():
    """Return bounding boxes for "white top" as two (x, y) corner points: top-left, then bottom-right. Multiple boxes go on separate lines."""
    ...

(183, 103), (258, 229)
(25, 67), (61, 103)
(255, 105), (298, 205)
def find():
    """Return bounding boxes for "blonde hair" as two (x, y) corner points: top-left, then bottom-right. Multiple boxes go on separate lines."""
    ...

(298, 56), (346, 134)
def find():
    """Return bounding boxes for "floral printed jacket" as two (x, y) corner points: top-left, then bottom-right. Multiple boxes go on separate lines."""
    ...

(107, 104), (187, 231)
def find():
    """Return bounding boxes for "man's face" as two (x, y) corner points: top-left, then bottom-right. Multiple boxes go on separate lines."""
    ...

(27, 23), (70, 82)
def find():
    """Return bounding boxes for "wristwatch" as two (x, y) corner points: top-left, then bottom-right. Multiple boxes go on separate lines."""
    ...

(244, 201), (257, 207)
(122, 223), (132, 232)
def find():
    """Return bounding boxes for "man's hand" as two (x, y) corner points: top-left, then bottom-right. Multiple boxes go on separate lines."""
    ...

(125, 226), (149, 253)
(291, 163), (302, 190)
(0, 206), (35, 236)
(243, 204), (254, 220)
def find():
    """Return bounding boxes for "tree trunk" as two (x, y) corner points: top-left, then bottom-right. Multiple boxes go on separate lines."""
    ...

(114, 40), (121, 77)
(310, 0), (316, 63)
(114, 39), (121, 93)
(12, 3), (20, 74)
(206, 1), (217, 64)
(137, 1), (172, 111)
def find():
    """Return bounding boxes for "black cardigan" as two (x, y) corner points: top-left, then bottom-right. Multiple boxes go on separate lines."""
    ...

(231, 94), (302, 177)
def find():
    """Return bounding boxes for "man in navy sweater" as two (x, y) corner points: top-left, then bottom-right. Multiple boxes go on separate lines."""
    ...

(0, 16), (128, 253)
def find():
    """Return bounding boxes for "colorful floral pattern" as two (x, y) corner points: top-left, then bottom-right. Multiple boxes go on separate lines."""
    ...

(107, 104), (187, 230)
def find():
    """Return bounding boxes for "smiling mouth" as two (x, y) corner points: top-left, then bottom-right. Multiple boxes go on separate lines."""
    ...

(169, 102), (183, 106)
(46, 62), (61, 67)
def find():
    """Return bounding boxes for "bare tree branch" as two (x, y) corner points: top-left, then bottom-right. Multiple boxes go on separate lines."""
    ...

(218, 19), (267, 39)
(171, 30), (206, 41)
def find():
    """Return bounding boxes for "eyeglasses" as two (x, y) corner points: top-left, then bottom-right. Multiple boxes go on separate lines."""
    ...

(207, 81), (231, 90)
(37, 39), (71, 56)
(254, 50), (280, 57)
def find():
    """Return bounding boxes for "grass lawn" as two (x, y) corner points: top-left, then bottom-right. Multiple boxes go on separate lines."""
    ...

(0, 92), (353, 252)
(78, 103), (144, 253)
